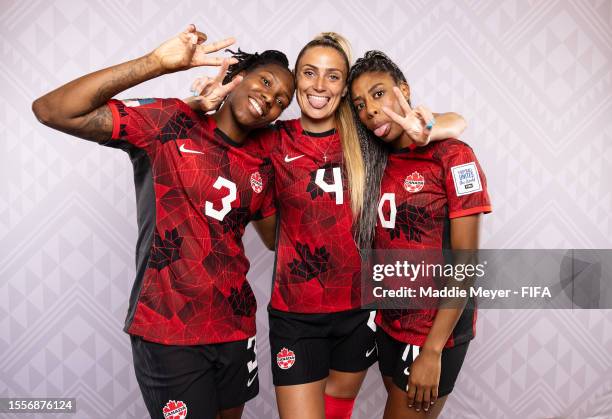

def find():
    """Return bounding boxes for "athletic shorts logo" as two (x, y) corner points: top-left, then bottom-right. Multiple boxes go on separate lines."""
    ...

(276, 347), (296, 370)
(162, 400), (187, 419)
(403, 171), (425, 193)
(250, 172), (263, 193)
(451, 162), (482, 196)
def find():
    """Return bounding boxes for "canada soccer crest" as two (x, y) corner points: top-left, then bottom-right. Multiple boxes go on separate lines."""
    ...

(277, 347), (296, 370)
(250, 172), (263, 193)
(403, 171), (425, 193)
(163, 400), (187, 419)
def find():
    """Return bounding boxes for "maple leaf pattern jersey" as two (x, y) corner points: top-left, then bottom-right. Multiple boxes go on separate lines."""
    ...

(374, 139), (492, 348)
(257, 119), (362, 313)
(102, 98), (275, 345)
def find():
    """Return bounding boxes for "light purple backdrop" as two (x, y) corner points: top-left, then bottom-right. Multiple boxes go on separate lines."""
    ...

(1, 1), (611, 418)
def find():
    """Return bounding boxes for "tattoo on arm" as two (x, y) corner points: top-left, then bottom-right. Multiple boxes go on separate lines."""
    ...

(66, 105), (113, 143)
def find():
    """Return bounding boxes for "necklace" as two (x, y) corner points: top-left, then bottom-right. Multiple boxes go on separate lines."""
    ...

(303, 129), (336, 162)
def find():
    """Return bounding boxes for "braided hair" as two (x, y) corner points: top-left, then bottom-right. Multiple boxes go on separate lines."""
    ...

(222, 48), (290, 85)
(348, 50), (411, 106)
(347, 50), (412, 249)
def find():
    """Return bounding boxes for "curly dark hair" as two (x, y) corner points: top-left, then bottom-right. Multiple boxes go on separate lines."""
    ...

(222, 48), (290, 85)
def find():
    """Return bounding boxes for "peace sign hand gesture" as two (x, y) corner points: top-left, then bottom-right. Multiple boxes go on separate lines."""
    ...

(186, 59), (243, 113)
(150, 24), (237, 74)
(381, 87), (435, 146)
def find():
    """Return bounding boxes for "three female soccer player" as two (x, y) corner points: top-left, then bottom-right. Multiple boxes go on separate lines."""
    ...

(33, 24), (491, 419)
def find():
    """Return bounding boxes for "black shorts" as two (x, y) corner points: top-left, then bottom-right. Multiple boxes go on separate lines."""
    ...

(268, 307), (378, 386)
(130, 335), (259, 419)
(377, 328), (469, 397)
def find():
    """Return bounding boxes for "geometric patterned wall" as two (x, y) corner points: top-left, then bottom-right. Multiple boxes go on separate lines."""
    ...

(1, 1), (611, 417)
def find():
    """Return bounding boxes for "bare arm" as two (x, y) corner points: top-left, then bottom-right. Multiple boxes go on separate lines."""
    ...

(406, 214), (480, 412)
(422, 215), (480, 354)
(253, 215), (277, 250)
(429, 112), (466, 141)
(32, 55), (163, 143)
(32, 25), (235, 143)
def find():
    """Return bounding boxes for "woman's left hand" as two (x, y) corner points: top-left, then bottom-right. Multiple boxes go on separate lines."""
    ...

(381, 87), (435, 146)
(406, 348), (442, 412)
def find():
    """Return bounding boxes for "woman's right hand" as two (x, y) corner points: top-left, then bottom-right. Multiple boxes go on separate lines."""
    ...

(150, 24), (237, 73)
(184, 60), (243, 112)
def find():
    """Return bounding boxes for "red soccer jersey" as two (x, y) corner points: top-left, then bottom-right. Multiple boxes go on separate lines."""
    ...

(374, 139), (492, 347)
(103, 98), (275, 345)
(258, 119), (362, 313)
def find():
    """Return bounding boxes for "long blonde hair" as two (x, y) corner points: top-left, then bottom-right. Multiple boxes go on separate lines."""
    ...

(295, 32), (366, 222)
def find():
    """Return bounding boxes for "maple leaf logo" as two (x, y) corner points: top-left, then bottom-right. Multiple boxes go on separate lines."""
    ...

(276, 347), (296, 370)
(387, 202), (431, 242)
(288, 242), (330, 283)
(219, 206), (250, 234)
(158, 111), (195, 144)
(227, 281), (256, 317)
(148, 228), (183, 270)
(403, 171), (425, 193)
(162, 400), (187, 419)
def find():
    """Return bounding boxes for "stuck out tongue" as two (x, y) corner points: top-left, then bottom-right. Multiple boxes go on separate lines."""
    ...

(308, 95), (329, 109)
(374, 123), (389, 137)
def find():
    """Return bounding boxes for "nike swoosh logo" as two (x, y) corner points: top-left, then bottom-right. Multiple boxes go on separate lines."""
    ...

(179, 144), (204, 154)
(366, 345), (377, 358)
(247, 372), (258, 387)
(284, 154), (304, 163)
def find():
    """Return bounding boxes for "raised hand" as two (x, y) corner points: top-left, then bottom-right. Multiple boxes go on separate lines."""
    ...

(150, 24), (237, 73)
(382, 87), (434, 146)
(187, 59), (244, 112)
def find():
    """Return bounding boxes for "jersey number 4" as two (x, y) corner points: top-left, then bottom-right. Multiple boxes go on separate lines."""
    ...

(205, 176), (237, 221)
(315, 167), (343, 205)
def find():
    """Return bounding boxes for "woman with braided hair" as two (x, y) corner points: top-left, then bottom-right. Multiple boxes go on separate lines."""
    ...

(349, 50), (492, 418)
(32, 25), (295, 419)
(189, 33), (468, 419)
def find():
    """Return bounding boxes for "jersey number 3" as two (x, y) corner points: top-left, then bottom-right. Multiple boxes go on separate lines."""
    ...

(205, 176), (237, 221)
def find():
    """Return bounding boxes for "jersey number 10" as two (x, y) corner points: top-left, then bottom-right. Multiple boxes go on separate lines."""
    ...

(378, 192), (397, 229)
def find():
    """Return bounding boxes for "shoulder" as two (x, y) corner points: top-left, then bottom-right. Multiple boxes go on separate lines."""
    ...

(428, 138), (479, 164)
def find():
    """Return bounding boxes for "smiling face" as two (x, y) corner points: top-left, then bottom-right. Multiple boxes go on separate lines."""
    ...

(228, 63), (295, 129)
(295, 46), (348, 131)
(351, 71), (410, 145)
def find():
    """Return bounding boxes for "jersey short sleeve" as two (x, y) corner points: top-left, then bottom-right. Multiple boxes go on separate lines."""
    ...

(104, 98), (193, 153)
(443, 142), (492, 219)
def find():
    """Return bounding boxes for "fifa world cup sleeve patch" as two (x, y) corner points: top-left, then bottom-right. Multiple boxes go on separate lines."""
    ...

(450, 162), (482, 196)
